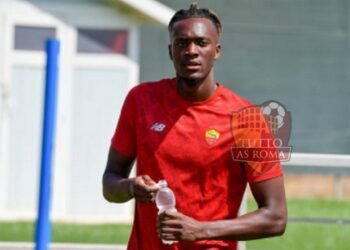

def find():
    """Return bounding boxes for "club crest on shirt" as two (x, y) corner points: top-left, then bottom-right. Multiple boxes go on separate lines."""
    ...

(205, 129), (220, 145)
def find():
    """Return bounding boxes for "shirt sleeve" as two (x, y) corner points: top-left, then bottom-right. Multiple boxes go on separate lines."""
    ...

(245, 160), (283, 184)
(244, 116), (284, 183)
(111, 87), (138, 158)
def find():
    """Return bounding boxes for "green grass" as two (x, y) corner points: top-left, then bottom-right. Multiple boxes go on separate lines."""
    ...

(0, 199), (349, 250)
(0, 222), (131, 244)
(246, 199), (350, 250)
(247, 223), (350, 250)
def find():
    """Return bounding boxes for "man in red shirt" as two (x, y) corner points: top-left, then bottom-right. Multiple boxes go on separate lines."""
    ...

(103, 3), (287, 250)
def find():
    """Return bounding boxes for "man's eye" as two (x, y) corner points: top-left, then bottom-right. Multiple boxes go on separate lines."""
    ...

(176, 41), (186, 47)
(197, 40), (207, 46)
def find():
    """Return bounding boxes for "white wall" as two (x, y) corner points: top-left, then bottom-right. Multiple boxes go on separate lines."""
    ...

(0, 0), (138, 223)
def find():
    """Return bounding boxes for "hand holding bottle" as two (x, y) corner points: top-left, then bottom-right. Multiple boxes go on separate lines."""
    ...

(129, 175), (160, 202)
(157, 211), (203, 243)
(155, 180), (177, 244)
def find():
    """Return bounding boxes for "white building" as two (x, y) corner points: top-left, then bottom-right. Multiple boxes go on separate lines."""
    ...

(0, 0), (174, 223)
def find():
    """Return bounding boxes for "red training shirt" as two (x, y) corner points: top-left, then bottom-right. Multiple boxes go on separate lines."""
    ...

(111, 78), (283, 250)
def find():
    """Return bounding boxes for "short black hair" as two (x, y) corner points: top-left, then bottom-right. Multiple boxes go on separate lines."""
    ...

(168, 2), (223, 36)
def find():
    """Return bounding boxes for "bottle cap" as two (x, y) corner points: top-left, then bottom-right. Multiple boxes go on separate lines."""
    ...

(158, 180), (167, 188)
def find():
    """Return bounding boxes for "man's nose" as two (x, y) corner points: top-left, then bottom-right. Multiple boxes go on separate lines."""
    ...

(185, 42), (198, 55)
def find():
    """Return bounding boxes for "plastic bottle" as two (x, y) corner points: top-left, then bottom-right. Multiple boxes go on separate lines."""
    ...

(155, 180), (177, 245)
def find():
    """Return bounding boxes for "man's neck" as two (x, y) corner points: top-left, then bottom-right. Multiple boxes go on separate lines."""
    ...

(176, 73), (217, 102)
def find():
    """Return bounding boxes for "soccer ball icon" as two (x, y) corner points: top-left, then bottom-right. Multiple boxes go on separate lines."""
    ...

(261, 101), (286, 132)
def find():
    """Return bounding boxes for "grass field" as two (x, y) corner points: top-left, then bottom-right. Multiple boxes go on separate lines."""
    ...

(246, 199), (350, 250)
(0, 199), (349, 249)
(0, 222), (131, 244)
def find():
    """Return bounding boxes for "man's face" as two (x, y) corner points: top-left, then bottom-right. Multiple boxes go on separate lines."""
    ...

(169, 17), (221, 81)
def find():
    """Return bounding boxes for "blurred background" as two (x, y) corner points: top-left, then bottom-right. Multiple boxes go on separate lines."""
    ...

(0, 0), (349, 249)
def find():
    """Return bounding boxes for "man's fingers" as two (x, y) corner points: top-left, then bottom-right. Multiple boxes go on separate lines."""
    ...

(135, 185), (157, 196)
(133, 188), (155, 202)
(142, 176), (160, 192)
(157, 226), (180, 241)
(158, 211), (180, 221)
(157, 214), (182, 230)
(142, 175), (157, 186)
(134, 176), (149, 187)
(146, 185), (160, 192)
(164, 210), (179, 217)
(136, 175), (160, 192)
(135, 175), (159, 192)
(135, 193), (156, 202)
(159, 233), (178, 241)
(159, 220), (182, 230)
(132, 175), (160, 202)
(157, 212), (170, 223)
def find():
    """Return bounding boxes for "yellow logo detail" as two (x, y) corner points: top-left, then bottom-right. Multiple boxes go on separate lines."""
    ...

(205, 129), (220, 145)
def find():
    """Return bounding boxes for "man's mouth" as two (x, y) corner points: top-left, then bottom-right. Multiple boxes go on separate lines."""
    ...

(183, 62), (201, 70)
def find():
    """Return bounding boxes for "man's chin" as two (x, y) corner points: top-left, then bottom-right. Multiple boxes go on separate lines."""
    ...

(179, 74), (204, 86)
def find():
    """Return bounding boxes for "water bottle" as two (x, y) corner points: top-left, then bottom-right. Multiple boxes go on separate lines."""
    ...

(155, 180), (177, 245)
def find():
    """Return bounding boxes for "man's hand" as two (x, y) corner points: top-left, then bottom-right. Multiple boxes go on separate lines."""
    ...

(157, 211), (204, 242)
(130, 175), (160, 202)
(103, 147), (160, 203)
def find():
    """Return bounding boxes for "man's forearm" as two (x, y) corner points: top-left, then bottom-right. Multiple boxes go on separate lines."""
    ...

(103, 173), (134, 203)
(198, 207), (286, 241)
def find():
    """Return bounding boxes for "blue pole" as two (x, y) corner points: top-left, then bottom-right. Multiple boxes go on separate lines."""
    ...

(35, 39), (60, 250)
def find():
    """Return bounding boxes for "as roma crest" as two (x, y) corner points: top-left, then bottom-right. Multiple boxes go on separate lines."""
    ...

(205, 129), (220, 145)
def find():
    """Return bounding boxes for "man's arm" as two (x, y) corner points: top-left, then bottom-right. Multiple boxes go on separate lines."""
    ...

(102, 146), (160, 203)
(157, 176), (287, 241)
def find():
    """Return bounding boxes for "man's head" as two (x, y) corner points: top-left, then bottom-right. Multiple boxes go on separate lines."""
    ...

(168, 3), (223, 82)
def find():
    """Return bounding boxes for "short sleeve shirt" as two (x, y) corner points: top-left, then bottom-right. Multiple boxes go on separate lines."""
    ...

(111, 78), (283, 250)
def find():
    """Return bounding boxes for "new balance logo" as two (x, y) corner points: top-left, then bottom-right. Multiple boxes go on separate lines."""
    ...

(150, 122), (166, 132)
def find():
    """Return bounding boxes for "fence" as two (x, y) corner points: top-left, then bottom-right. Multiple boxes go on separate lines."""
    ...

(283, 153), (350, 200)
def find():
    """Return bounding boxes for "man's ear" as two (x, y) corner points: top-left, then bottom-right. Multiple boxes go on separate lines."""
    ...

(168, 44), (173, 61)
(214, 43), (221, 60)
